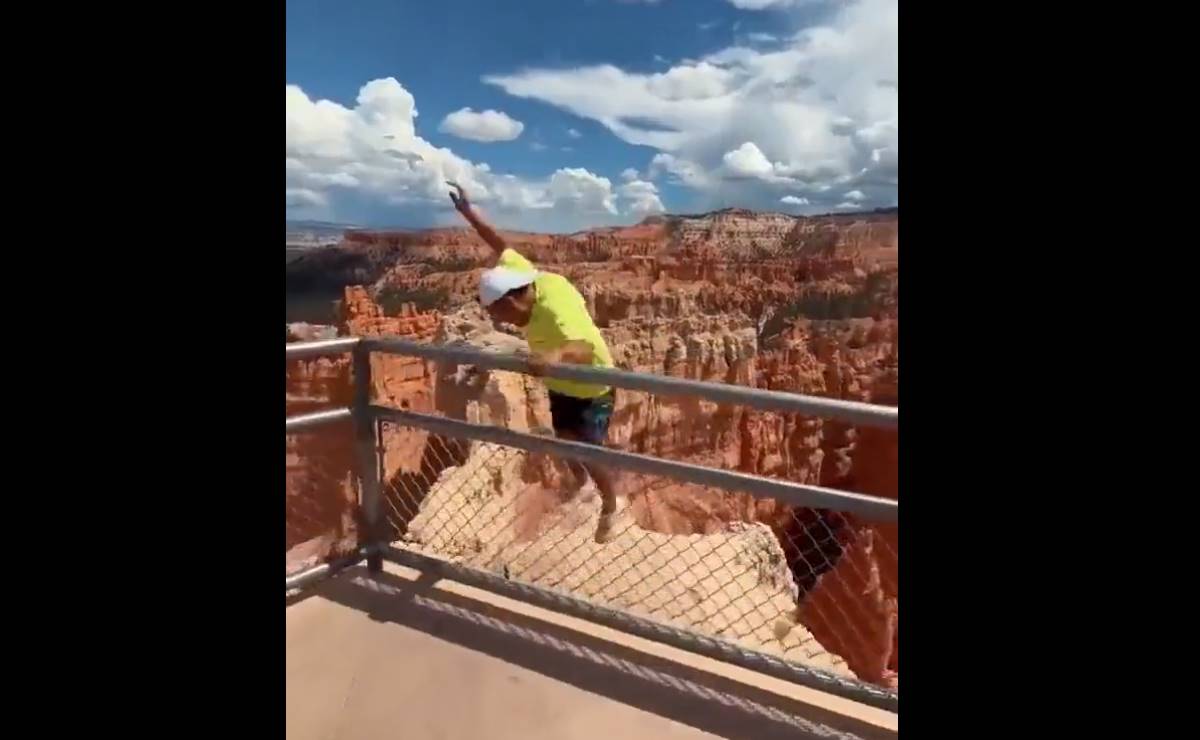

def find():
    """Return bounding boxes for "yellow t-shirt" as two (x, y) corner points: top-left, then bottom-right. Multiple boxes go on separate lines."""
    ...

(497, 248), (614, 399)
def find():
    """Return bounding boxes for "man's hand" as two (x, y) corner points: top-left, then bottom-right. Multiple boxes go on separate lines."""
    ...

(526, 348), (562, 377)
(447, 181), (470, 214)
(525, 342), (593, 377)
(447, 180), (507, 257)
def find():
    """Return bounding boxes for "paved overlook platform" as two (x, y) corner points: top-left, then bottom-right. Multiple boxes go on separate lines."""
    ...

(286, 562), (897, 740)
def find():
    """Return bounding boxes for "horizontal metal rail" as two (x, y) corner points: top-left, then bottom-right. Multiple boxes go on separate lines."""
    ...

(285, 335), (900, 704)
(285, 548), (367, 593)
(285, 337), (361, 360)
(384, 545), (898, 712)
(285, 407), (354, 433)
(364, 337), (897, 430)
(371, 406), (897, 521)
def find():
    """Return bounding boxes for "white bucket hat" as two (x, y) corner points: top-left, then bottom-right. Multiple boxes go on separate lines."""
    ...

(479, 266), (538, 307)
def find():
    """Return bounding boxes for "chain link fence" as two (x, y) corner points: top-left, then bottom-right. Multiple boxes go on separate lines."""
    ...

(377, 411), (897, 696)
(284, 337), (897, 707)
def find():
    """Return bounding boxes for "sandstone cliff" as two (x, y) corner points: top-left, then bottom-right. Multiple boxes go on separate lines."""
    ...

(285, 286), (442, 574)
(284, 208), (898, 688)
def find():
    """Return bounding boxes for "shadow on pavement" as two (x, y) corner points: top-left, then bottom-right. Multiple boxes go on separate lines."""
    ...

(304, 566), (893, 740)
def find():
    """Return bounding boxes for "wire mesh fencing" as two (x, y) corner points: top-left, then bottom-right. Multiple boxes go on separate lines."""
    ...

(377, 413), (897, 695)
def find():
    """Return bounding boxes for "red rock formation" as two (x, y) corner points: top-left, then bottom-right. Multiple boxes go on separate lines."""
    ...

(284, 208), (900, 686)
(285, 355), (357, 571)
(338, 285), (439, 410)
(285, 287), (442, 572)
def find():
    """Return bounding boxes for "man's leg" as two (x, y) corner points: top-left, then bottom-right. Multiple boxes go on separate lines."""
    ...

(586, 461), (623, 542)
(548, 393), (591, 493)
(557, 428), (623, 542)
(556, 429), (616, 500)
(581, 392), (625, 543)
(549, 391), (626, 543)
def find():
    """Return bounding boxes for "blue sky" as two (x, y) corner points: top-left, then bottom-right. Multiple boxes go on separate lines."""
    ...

(286, 0), (898, 231)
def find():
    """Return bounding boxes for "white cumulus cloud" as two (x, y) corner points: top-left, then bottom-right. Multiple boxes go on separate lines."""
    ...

(648, 153), (713, 189)
(485, 0), (897, 213)
(781, 195), (810, 205)
(646, 61), (734, 100)
(548, 168), (618, 215)
(287, 188), (327, 208)
(618, 178), (666, 215)
(723, 141), (776, 179)
(438, 107), (525, 142)
(285, 78), (636, 230)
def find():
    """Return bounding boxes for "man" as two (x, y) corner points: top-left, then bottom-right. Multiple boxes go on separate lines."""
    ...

(447, 181), (627, 544)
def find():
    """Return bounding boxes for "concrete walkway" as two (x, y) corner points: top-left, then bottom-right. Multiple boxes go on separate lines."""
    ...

(286, 564), (896, 740)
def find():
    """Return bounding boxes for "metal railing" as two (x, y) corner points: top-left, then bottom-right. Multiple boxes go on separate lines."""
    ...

(285, 336), (898, 711)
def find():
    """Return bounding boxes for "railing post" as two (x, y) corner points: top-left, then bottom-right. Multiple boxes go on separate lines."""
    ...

(352, 342), (383, 573)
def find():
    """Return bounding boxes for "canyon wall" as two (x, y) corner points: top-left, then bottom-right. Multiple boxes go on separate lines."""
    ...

(284, 208), (898, 687)
(284, 287), (441, 574)
(285, 351), (357, 572)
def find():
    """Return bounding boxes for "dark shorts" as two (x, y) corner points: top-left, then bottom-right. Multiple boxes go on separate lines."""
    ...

(549, 390), (615, 446)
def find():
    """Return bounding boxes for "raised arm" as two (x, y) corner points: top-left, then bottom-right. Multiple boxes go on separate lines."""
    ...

(447, 181), (507, 256)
